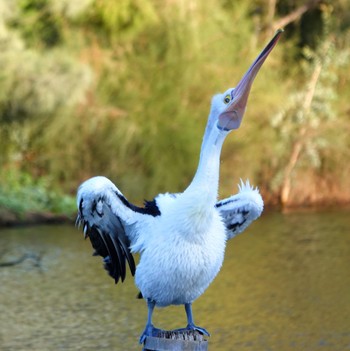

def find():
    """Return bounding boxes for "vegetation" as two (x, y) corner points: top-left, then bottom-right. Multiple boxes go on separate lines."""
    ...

(0, 0), (349, 218)
(0, 169), (75, 215)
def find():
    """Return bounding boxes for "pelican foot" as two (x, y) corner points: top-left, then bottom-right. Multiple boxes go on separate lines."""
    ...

(139, 324), (162, 344)
(173, 323), (210, 336)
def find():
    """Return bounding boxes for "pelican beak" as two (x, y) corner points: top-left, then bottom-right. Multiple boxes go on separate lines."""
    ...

(218, 29), (283, 130)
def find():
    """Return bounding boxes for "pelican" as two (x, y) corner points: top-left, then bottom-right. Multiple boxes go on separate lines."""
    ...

(76, 30), (282, 343)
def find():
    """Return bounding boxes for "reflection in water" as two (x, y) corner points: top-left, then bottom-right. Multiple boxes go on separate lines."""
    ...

(0, 210), (349, 350)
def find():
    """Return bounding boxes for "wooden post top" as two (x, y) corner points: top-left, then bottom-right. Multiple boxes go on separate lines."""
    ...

(142, 330), (209, 351)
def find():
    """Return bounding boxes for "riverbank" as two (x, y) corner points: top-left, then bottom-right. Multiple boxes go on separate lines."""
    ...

(0, 207), (74, 227)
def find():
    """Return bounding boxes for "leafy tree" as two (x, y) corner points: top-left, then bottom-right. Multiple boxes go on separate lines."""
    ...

(269, 7), (350, 205)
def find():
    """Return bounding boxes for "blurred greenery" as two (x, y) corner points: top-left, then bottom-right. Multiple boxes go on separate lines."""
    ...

(0, 169), (76, 215)
(0, 0), (349, 216)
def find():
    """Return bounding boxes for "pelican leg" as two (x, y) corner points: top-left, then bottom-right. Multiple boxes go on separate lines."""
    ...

(139, 298), (161, 344)
(173, 303), (210, 336)
(184, 302), (210, 336)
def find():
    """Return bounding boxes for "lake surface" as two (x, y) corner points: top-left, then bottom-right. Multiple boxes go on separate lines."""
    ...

(1, 209), (349, 350)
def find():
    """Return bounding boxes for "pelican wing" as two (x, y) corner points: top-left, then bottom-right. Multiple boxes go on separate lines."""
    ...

(216, 180), (264, 240)
(76, 176), (146, 284)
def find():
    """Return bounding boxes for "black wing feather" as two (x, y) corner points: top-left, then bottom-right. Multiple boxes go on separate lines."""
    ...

(91, 225), (121, 283)
(77, 193), (136, 284)
(117, 235), (136, 276)
(106, 232), (126, 282)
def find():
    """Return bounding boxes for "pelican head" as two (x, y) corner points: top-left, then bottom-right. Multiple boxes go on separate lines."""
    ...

(214, 29), (283, 131)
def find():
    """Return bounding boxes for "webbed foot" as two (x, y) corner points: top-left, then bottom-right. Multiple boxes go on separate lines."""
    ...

(139, 324), (162, 344)
(187, 323), (210, 336)
(173, 323), (210, 336)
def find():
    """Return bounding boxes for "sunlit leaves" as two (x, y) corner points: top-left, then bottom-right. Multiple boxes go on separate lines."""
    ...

(85, 0), (158, 42)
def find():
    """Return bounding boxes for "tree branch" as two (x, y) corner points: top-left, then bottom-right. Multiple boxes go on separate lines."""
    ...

(280, 60), (323, 206)
(270, 0), (322, 31)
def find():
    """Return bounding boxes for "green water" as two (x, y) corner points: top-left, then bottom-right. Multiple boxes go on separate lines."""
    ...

(1, 210), (349, 350)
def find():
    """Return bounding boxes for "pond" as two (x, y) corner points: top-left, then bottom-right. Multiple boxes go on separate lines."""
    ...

(1, 209), (350, 350)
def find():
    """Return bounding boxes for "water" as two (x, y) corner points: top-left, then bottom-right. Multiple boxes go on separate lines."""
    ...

(0, 210), (349, 350)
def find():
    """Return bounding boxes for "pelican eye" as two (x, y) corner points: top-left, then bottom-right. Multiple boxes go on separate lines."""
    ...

(223, 94), (231, 104)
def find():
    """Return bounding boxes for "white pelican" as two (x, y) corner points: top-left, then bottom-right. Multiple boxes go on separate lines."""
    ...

(76, 30), (282, 343)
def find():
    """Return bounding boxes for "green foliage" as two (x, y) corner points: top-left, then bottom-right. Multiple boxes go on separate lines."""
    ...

(0, 3), (92, 174)
(15, 0), (62, 47)
(0, 169), (76, 215)
(82, 0), (158, 43)
(0, 0), (350, 214)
